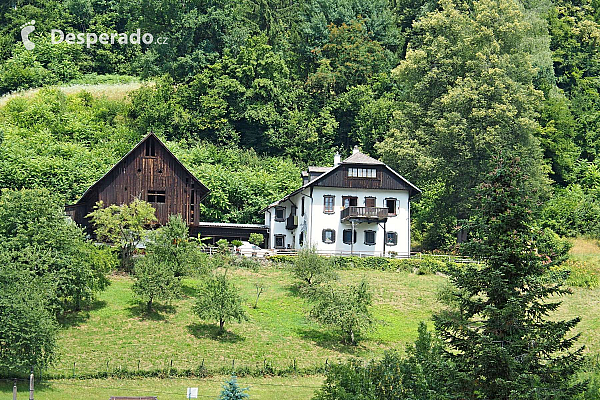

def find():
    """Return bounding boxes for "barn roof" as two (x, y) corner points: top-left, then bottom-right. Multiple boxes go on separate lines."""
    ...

(72, 133), (209, 205)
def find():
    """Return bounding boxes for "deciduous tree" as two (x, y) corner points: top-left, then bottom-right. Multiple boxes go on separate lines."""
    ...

(87, 198), (157, 271)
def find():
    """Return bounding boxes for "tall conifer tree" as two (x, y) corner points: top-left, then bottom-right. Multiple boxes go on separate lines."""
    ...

(434, 155), (585, 399)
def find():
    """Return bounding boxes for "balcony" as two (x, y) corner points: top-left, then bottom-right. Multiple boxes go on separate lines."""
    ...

(341, 206), (388, 223)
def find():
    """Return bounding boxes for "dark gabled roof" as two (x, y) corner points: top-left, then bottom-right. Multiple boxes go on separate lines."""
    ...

(72, 133), (209, 205)
(261, 149), (421, 212)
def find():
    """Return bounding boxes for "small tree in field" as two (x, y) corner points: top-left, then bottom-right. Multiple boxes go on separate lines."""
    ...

(147, 214), (207, 277)
(194, 270), (248, 333)
(132, 255), (181, 312)
(218, 375), (249, 399)
(293, 246), (337, 287)
(87, 198), (157, 271)
(310, 280), (374, 345)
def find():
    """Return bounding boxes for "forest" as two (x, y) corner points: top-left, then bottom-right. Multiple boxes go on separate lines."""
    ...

(1, 0), (599, 249)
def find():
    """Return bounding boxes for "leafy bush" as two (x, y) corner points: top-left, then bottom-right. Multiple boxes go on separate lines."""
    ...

(314, 323), (455, 399)
(310, 280), (374, 345)
(292, 247), (337, 287)
(559, 259), (600, 289)
(542, 185), (600, 238)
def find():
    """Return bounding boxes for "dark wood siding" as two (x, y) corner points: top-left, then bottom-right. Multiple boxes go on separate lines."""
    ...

(315, 165), (410, 191)
(69, 135), (209, 230)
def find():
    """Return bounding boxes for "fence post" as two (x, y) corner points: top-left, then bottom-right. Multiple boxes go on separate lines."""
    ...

(29, 369), (34, 400)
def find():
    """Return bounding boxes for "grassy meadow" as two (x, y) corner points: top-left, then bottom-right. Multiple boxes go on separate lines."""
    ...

(52, 267), (445, 377)
(6, 238), (598, 399)
(0, 375), (323, 400)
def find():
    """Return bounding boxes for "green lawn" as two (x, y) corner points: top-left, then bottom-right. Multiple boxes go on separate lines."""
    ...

(0, 375), (323, 400)
(27, 242), (600, 399)
(570, 237), (600, 268)
(52, 267), (445, 377)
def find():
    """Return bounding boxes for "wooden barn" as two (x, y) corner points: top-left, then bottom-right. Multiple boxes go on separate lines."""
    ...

(65, 133), (210, 231)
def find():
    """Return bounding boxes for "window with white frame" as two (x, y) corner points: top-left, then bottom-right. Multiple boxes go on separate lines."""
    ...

(348, 167), (376, 178)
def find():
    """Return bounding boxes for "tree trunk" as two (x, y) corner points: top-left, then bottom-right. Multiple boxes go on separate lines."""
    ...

(147, 297), (153, 312)
(219, 319), (225, 333)
(350, 329), (355, 345)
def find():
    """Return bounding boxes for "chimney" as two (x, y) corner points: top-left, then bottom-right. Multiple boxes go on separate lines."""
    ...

(334, 152), (341, 166)
(353, 145), (360, 154)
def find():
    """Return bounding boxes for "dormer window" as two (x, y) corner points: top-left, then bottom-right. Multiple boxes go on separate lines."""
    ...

(348, 168), (376, 178)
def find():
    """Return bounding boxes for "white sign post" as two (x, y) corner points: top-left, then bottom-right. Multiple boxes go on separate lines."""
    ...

(187, 387), (198, 399)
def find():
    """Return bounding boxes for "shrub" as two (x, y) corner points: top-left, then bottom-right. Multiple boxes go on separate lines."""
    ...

(560, 259), (600, 289)
(309, 280), (374, 345)
(292, 247), (337, 287)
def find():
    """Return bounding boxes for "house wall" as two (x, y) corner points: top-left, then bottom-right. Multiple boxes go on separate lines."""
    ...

(267, 186), (410, 256)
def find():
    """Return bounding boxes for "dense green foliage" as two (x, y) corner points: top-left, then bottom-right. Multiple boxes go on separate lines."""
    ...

(0, 188), (112, 315)
(315, 324), (453, 399)
(0, 264), (58, 375)
(2, 0), (600, 243)
(0, 188), (113, 375)
(87, 198), (158, 271)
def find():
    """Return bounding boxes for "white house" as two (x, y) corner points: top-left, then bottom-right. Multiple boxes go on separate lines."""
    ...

(262, 147), (420, 257)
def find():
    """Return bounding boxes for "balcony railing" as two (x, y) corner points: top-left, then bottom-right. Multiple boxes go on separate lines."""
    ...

(341, 206), (388, 222)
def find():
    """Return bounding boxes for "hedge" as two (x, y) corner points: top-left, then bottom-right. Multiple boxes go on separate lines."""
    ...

(267, 254), (452, 275)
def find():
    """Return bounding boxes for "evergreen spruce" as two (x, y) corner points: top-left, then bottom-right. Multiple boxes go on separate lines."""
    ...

(218, 375), (250, 400)
(433, 155), (586, 399)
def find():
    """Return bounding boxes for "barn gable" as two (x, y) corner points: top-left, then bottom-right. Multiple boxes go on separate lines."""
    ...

(66, 134), (209, 229)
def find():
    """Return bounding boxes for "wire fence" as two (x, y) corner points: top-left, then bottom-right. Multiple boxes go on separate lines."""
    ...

(201, 246), (479, 263)
(3, 356), (333, 382)
(0, 375), (323, 399)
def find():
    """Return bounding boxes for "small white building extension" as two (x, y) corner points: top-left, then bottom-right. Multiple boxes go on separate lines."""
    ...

(262, 147), (421, 257)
